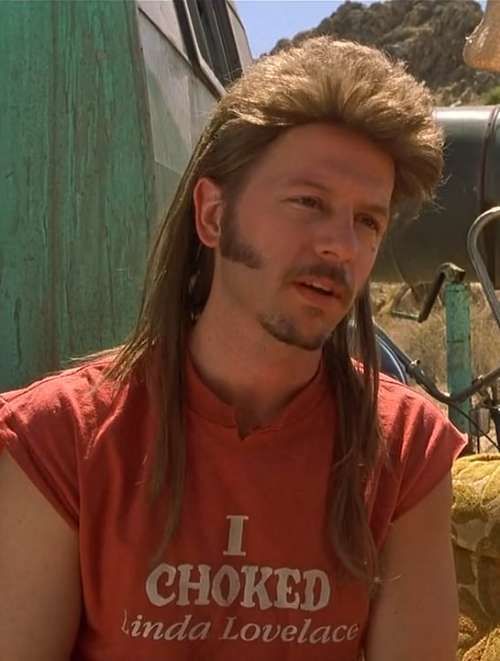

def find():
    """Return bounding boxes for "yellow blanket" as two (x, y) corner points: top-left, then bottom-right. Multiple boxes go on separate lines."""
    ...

(452, 453), (500, 660)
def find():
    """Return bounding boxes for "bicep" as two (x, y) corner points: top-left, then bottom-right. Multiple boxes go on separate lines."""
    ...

(0, 451), (81, 661)
(364, 472), (458, 661)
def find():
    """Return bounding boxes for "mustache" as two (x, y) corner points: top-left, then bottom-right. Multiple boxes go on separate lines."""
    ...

(288, 263), (354, 298)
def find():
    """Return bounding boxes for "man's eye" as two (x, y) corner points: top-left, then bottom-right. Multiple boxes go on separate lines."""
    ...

(291, 196), (324, 210)
(357, 215), (381, 232)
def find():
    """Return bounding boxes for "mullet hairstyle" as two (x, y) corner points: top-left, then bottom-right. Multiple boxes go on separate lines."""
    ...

(104, 38), (444, 586)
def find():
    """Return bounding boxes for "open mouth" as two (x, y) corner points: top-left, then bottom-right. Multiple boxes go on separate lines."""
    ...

(293, 282), (340, 306)
(296, 282), (334, 297)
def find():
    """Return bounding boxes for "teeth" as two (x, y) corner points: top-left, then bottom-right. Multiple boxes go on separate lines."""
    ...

(297, 279), (333, 294)
(311, 281), (331, 292)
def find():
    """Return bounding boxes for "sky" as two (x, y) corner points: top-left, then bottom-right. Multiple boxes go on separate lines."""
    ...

(235, 0), (488, 58)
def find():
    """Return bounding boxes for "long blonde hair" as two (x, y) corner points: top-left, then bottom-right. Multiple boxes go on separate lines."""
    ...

(102, 38), (443, 584)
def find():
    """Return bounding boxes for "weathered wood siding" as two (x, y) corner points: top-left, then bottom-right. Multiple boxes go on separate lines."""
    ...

(0, 2), (156, 390)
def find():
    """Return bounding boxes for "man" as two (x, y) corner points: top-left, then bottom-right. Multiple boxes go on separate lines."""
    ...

(0, 37), (466, 660)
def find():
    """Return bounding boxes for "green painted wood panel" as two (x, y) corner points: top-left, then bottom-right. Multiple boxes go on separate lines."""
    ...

(0, 1), (156, 390)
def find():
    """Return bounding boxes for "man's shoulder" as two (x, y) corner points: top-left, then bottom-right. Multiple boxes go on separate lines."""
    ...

(0, 355), (146, 528)
(0, 355), (129, 430)
(376, 371), (450, 437)
(2, 356), (111, 401)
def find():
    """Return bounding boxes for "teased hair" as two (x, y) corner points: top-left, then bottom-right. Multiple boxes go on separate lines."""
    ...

(100, 37), (443, 585)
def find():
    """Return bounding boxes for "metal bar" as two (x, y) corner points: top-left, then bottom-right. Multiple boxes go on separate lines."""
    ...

(467, 206), (500, 328)
(390, 271), (445, 322)
(376, 324), (500, 403)
(390, 263), (463, 323)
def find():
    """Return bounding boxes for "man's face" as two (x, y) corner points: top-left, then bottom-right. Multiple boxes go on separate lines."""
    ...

(197, 122), (394, 352)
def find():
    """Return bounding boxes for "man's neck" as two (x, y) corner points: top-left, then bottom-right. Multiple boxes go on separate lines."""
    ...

(188, 306), (321, 438)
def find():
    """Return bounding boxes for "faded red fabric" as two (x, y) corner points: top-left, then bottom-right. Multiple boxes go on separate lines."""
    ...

(0, 354), (466, 660)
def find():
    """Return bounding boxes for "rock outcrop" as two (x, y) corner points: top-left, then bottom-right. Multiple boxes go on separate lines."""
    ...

(270, 0), (500, 106)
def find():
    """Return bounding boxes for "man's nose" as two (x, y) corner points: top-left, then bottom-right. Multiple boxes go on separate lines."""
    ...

(313, 210), (359, 263)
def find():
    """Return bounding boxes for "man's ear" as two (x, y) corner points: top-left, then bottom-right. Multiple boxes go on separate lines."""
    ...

(193, 177), (224, 248)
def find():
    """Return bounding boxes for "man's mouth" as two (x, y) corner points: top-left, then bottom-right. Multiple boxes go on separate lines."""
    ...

(294, 276), (342, 299)
(292, 279), (345, 307)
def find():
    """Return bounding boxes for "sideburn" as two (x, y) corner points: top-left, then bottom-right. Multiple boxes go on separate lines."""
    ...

(188, 243), (213, 321)
(188, 158), (267, 319)
(219, 199), (263, 269)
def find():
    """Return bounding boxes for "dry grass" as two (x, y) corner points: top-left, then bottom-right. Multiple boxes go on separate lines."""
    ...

(372, 282), (500, 385)
(372, 282), (500, 449)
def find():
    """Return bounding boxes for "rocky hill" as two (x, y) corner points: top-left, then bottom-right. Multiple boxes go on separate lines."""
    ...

(270, 0), (500, 106)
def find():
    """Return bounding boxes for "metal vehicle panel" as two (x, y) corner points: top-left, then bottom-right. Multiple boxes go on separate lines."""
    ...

(374, 106), (500, 288)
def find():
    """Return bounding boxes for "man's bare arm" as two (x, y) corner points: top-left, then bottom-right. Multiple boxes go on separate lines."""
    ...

(0, 452), (81, 660)
(364, 472), (458, 661)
